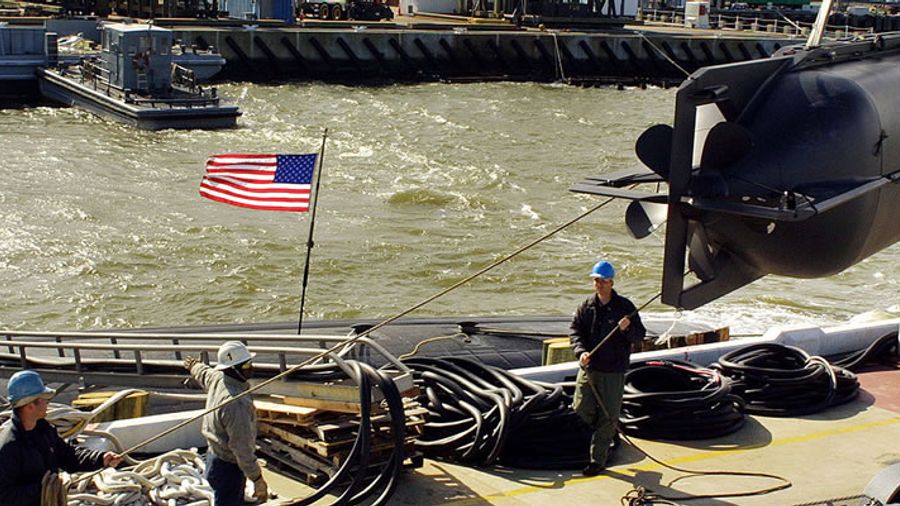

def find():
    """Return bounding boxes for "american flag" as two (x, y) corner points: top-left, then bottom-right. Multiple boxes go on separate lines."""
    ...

(199, 154), (317, 212)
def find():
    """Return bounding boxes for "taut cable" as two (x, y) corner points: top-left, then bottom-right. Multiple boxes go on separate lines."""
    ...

(72, 191), (627, 486)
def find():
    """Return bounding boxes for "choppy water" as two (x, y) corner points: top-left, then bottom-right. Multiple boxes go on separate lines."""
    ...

(1, 81), (898, 333)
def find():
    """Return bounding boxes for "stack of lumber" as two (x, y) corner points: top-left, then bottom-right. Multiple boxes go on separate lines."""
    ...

(254, 396), (427, 484)
(638, 326), (730, 352)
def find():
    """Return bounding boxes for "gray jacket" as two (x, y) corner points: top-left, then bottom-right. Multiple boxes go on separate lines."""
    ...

(189, 362), (261, 480)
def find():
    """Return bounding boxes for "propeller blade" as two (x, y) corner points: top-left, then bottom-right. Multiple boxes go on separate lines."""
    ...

(699, 122), (753, 172)
(626, 200), (668, 239)
(635, 124), (673, 179)
(687, 224), (717, 281)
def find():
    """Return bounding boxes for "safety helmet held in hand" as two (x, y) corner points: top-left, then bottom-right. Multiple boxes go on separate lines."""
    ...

(589, 260), (616, 279)
(215, 341), (256, 370)
(7, 370), (56, 408)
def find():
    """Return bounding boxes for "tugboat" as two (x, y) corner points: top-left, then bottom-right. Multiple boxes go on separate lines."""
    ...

(37, 23), (240, 130)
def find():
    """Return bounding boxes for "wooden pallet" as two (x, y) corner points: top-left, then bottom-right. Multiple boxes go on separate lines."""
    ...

(256, 395), (427, 484)
(313, 407), (428, 442)
(257, 437), (333, 486)
(259, 421), (420, 460)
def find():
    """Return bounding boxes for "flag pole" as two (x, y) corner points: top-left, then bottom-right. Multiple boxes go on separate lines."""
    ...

(297, 128), (328, 335)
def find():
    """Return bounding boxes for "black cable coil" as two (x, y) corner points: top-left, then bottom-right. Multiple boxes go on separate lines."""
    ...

(828, 331), (899, 372)
(402, 356), (593, 469)
(620, 360), (746, 440)
(272, 361), (406, 506)
(712, 343), (859, 417)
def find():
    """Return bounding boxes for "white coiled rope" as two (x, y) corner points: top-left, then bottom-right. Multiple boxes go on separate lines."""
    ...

(67, 449), (213, 506)
(0, 389), (214, 506)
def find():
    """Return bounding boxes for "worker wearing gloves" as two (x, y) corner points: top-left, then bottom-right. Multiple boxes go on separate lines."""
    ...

(185, 341), (267, 505)
(570, 260), (646, 477)
(0, 370), (123, 506)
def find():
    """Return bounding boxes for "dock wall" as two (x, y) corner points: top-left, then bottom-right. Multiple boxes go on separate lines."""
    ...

(171, 27), (795, 83)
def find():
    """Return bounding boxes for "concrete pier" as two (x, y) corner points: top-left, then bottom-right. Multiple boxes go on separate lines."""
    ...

(1, 17), (799, 92)
(167, 23), (796, 84)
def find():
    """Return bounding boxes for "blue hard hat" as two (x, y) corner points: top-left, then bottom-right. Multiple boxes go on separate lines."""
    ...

(590, 260), (616, 279)
(7, 370), (55, 408)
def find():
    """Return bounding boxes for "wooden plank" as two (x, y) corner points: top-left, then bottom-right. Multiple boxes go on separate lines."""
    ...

(280, 395), (369, 414)
(254, 399), (318, 418)
(254, 399), (321, 427)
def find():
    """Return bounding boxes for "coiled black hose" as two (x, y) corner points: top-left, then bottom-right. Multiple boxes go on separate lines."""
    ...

(281, 360), (407, 506)
(347, 365), (406, 506)
(712, 343), (859, 417)
(828, 331), (899, 372)
(406, 356), (754, 469)
(620, 360), (746, 440)
(288, 361), (371, 506)
(403, 356), (593, 469)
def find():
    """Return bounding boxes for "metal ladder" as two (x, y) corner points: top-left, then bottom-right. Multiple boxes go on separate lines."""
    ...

(135, 69), (148, 92)
(45, 32), (59, 67)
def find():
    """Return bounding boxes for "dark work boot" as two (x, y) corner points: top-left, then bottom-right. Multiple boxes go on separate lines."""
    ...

(582, 462), (605, 477)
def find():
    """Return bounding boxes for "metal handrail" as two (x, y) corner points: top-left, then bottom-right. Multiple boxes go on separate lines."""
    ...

(640, 8), (875, 40)
(0, 340), (336, 354)
(3, 329), (384, 341)
(0, 330), (412, 380)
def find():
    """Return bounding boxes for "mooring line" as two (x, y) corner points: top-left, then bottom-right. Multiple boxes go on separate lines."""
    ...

(550, 31), (569, 82)
(635, 31), (691, 78)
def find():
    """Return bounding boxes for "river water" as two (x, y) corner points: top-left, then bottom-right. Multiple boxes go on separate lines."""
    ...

(1, 81), (898, 333)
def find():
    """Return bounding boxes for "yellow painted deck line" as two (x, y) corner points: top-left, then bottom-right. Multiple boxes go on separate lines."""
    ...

(444, 414), (900, 505)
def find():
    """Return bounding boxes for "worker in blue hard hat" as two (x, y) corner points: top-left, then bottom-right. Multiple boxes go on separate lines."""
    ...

(185, 341), (267, 505)
(0, 370), (123, 505)
(570, 260), (646, 477)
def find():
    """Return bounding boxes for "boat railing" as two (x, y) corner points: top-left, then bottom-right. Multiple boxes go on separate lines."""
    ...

(78, 58), (115, 96)
(0, 329), (413, 395)
(639, 8), (875, 40)
(126, 93), (221, 108)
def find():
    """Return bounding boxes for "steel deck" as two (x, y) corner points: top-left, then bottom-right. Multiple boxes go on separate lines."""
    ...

(265, 365), (900, 505)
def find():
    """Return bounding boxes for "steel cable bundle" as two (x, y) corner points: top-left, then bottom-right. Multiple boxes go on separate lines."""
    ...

(402, 357), (592, 469)
(620, 360), (746, 440)
(712, 343), (859, 417)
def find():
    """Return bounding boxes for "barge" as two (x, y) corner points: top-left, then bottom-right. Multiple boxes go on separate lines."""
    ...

(37, 23), (240, 130)
(1, 315), (897, 505)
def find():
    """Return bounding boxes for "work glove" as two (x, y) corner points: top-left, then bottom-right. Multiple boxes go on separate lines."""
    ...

(183, 355), (198, 371)
(252, 475), (269, 502)
(252, 475), (268, 502)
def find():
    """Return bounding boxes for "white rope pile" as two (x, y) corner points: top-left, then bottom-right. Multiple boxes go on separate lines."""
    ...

(0, 389), (216, 506)
(68, 449), (213, 506)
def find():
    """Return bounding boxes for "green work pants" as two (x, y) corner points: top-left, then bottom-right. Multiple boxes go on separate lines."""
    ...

(572, 368), (625, 466)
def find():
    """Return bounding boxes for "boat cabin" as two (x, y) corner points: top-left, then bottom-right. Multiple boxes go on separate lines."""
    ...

(100, 23), (173, 93)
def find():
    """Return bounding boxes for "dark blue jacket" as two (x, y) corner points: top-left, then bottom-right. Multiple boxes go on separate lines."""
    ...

(570, 290), (646, 372)
(0, 414), (106, 506)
